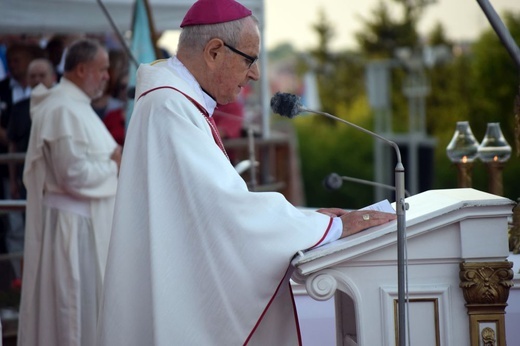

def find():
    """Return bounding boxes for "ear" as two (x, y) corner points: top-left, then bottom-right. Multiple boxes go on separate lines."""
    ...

(203, 38), (225, 69)
(75, 62), (88, 79)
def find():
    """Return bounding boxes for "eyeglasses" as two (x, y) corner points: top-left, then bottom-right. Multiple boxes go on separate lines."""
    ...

(223, 42), (258, 69)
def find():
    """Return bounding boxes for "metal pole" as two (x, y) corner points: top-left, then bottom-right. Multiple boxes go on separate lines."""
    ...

(303, 108), (408, 346)
(476, 0), (520, 69)
(395, 164), (407, 346)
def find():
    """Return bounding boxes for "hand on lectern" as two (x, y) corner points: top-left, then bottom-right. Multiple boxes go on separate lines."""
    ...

(316, 208), (397, 239)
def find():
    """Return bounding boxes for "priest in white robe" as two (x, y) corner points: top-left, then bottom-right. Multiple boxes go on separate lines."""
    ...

(18, 39), (121, 346)
(97, 0), (396, 345)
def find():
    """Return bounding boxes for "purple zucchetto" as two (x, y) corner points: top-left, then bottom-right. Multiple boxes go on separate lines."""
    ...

(180, 0), (252, 28)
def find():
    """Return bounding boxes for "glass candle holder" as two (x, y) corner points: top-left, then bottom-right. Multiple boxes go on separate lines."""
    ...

(446, 121), (479, 188)
(477, 122), (511, 163)
(478, 123), (511, 196)
(446, 121), (480, 163)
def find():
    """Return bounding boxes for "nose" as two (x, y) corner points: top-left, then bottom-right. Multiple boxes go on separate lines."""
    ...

(248, 62), (260, 81)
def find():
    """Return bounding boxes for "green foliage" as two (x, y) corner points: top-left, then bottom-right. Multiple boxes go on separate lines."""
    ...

(315, 52), (366, 118)
(420, 11), (520, 200)
(355, 1), (421, 59)
(310, 9), (335, 64)
(427, 22), (453, 48)
(466, 12), (520, 201)
(469, 12), (520, 139)
(290, 106), (377, 209)
(284, 4), (520, 207)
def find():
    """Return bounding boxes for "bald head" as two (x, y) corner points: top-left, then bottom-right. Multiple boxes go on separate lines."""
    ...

(27, 58), (56, 89)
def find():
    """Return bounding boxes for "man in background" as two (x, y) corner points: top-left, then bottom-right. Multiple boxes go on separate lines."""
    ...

(18, 38), (121, 346)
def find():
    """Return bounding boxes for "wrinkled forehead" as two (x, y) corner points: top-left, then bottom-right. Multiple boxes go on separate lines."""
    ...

(239, 17), (261, 48)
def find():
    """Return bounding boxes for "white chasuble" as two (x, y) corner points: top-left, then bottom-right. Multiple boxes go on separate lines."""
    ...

(97, 60), (334, 345)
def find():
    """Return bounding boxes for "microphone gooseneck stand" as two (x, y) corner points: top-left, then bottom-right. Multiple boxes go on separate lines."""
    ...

(301, 106), (409, 346)
(325, 173), (411, 197)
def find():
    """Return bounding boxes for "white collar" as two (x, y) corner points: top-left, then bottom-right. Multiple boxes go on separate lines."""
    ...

(168, 56), (217, 117)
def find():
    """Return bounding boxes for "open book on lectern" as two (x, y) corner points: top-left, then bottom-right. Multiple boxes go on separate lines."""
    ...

(360, 199), (395, 213)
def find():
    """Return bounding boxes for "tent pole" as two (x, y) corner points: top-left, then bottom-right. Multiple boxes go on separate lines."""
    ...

(96, 0), (139, 68)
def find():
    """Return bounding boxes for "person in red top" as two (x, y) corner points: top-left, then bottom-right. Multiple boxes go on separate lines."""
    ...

(213, 99), (244, 139)
(91, 49), (128, 146)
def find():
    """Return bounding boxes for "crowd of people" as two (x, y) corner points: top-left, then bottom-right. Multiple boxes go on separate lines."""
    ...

(0, 32), (251, 296)
(0, 1), (396, 345)
(0, 34), (129, 272)
(0, 36), (128, 346)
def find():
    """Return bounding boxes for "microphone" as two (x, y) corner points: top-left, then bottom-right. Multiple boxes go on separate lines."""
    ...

(323, 172), (343, 190)
(271, 92), (403, 163)
(270, 92), (302, 118)
(323, 173), (411, 197)
(272, 91), (409, 346)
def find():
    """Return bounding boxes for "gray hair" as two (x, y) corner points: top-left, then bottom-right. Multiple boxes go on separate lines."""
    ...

(64, 38), (104, 72)
(178, 15), (258, 52)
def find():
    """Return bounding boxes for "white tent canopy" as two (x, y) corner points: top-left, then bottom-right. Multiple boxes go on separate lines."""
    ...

(0, 0), (271, 136)
(0, 0), (264, 34)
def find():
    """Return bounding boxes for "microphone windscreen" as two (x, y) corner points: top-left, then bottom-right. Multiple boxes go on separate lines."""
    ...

(270, 92), (302, 118)
(323, 173), (343, 190)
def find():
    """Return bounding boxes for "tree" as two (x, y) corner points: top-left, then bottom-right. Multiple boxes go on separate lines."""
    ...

(424, 11), (520, 201)
(470, 12), (520, 140)
(355, 0), (433, 59)
(467, 11), (520, 200)
(304, 9), (366, 120)
(283, 9), (376, 207)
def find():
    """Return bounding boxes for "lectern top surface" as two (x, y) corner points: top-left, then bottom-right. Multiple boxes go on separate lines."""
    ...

(292, 188), (514, 268)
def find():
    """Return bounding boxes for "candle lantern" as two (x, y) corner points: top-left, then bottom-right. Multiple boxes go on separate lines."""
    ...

(477, 122), (511, 196)
(446, 121), (479, 188)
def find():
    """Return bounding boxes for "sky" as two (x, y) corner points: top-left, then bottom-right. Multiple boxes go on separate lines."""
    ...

(263, 0), (520, 51)
(159, 0), (520, 53)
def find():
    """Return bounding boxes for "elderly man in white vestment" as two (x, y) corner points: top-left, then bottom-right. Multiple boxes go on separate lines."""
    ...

(96, 0), (396, 345)
(17, 38), (121, 346)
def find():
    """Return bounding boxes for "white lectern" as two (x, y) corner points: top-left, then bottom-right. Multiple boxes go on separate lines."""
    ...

(292, 188), (515, 346)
